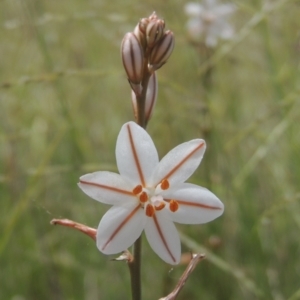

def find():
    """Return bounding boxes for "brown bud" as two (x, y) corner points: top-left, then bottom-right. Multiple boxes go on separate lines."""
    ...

(133, 18), (149, 49)
(146, 19), (165, 48)
(148, 11), (158, 21)
(121, 33), (144, 84)
(148, 30), (174, 72)
(131, 72), (157, 121)
(138, 18), (149, 34)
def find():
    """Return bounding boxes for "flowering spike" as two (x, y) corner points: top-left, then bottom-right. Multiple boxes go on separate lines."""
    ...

(148, 30), (175, 72)
(121, 33), (144, 85)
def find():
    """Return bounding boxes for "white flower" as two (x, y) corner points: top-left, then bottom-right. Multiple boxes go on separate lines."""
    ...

(185, 0), (236, 47)
(78, 121), (224, 264)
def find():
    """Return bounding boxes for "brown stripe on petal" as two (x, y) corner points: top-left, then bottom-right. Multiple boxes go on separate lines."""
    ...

(102, 204), (141, 251)
(127, 123), (146, 187)
(153, 213), (176, 263)
(129, 37), (136, 79)
(164, 198), (222, 210)
(162, 141), (205, 182)
(79, 180), (133, 196)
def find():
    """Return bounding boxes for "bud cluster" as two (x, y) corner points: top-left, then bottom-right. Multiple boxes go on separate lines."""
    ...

(121, 12), (174, 124)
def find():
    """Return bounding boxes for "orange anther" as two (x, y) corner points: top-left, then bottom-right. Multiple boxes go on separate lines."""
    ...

(145, 204), (155, 217)
(160, 179), (169, 190)
(133, 185), (143, 195)
(155, 202), (166, 211)
(169, 200), (179, 212)
(139, 191), (148, 203)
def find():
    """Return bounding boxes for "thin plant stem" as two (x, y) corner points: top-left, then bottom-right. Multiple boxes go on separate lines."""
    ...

(131, 236), (142, 300)
(128, 62), (151, 300)
(159, 254), (206, 300)
(197, 44), (215, 189)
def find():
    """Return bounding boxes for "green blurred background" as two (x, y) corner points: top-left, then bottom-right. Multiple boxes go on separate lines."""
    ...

(1, 0), (300, 299)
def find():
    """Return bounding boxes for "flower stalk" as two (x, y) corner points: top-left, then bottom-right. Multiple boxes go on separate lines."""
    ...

(121, 13), (175, 298)
(51, 11), (224, 300)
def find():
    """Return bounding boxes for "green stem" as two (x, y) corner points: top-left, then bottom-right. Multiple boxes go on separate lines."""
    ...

(130, 236), (142, 300)
(128, 64), (151, 300)
(199, 44), (215, 189)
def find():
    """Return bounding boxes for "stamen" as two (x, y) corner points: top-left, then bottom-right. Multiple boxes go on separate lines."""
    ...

(160, 179), (169, 190)
(146, 204), (155, 217)
(139, 191), (148, 203)
(155, 202), (165, 211)
(169, 200), (179, 212)
(133, 185), (143, 195)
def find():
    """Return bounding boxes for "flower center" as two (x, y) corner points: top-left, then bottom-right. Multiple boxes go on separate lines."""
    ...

(132, 179), (179, 217)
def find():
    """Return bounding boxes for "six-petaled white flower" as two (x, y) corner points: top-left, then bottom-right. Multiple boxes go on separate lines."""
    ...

(78, 121), (224, 264)
(185, 0), (236, 47)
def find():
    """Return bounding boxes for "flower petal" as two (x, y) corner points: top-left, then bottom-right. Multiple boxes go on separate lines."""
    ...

(78, 171), (135, 205)
(212, 4), (236, 17)
(186, 18), (204, 41)
(144, 210), (181, 265)
(184, 2), (203, 17)
(97, 203), (146, 255)
(151, 139), (206, 187)
(116, 122), (159, 186)
(163, 183), (224, 224)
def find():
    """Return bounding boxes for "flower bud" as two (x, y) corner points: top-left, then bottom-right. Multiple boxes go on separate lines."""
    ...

(148, 30), (174, 72)
(121, 33), (144, 85)
(131, 72), (158, 122)
(138, 18), (149, 34)
(133, 18), (149, 49)
(146, 19), (165, 48)
(148, 11), (158, 21)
